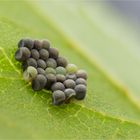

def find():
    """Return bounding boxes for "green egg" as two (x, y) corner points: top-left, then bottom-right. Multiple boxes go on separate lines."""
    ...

(23, 66), (37, 82)
(56, 66), (66, 75)
(66, 64), (78, 74)
(45, 67), (56, 75)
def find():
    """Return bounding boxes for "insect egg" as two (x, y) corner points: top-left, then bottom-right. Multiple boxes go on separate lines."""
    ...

(45, 74), (57, 89)
(76, 69), (87, 80)
(66, 74), (77, 81)
(75, 84), (86, 100)
(15, 47), (31, 61)
(45, 67), (56, 75)
(31, 49), (40, 60)
(27, 58), (37, 68)
(76, 78), (87, 86)
(46, 58), (57, 68)
(18, 39), (25, 48)
(42, 39), (50, 50)
(64, 88), (76, 99)
(39, 49), (49, 60)
(66, 64), (78, 74)
(37, 59), (46, 69)
(56, 74), (66, 82)
(49, 47), (59, 59)
(34, 40), (42, 50)
(37, 68), (46, 75)
(51, 82), (65, 91)
(56, 66), (66, 75)
(24, 39), (34, 49)
(32, 74), (47, 91)
(64, 79), (76, 89)
(52, 90), (65, 105)
(57, 56), (68, 67)
(18, 38), (34, 49)
(15, 38), (88, 105)
(23, 66), (37, 82)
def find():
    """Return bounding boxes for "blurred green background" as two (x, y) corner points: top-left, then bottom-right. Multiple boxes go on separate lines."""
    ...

(0, 0), (140, 139)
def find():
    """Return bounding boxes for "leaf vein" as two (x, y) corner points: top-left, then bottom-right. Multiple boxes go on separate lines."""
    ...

(0, 47), (21, 75)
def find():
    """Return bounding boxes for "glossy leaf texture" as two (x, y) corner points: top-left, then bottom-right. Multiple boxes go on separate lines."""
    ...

(0, 1), (140, 139)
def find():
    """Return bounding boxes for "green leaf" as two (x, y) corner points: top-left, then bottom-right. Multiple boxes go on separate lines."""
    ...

(32, 1), (140, 107)
(0, 1), (140, 139)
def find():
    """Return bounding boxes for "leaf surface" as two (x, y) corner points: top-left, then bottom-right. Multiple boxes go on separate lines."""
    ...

(32, 1), (140, 107)
(0, 1), (140, 139)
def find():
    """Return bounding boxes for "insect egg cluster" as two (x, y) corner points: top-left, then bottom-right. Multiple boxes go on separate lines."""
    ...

(15, 38), (88, 105)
